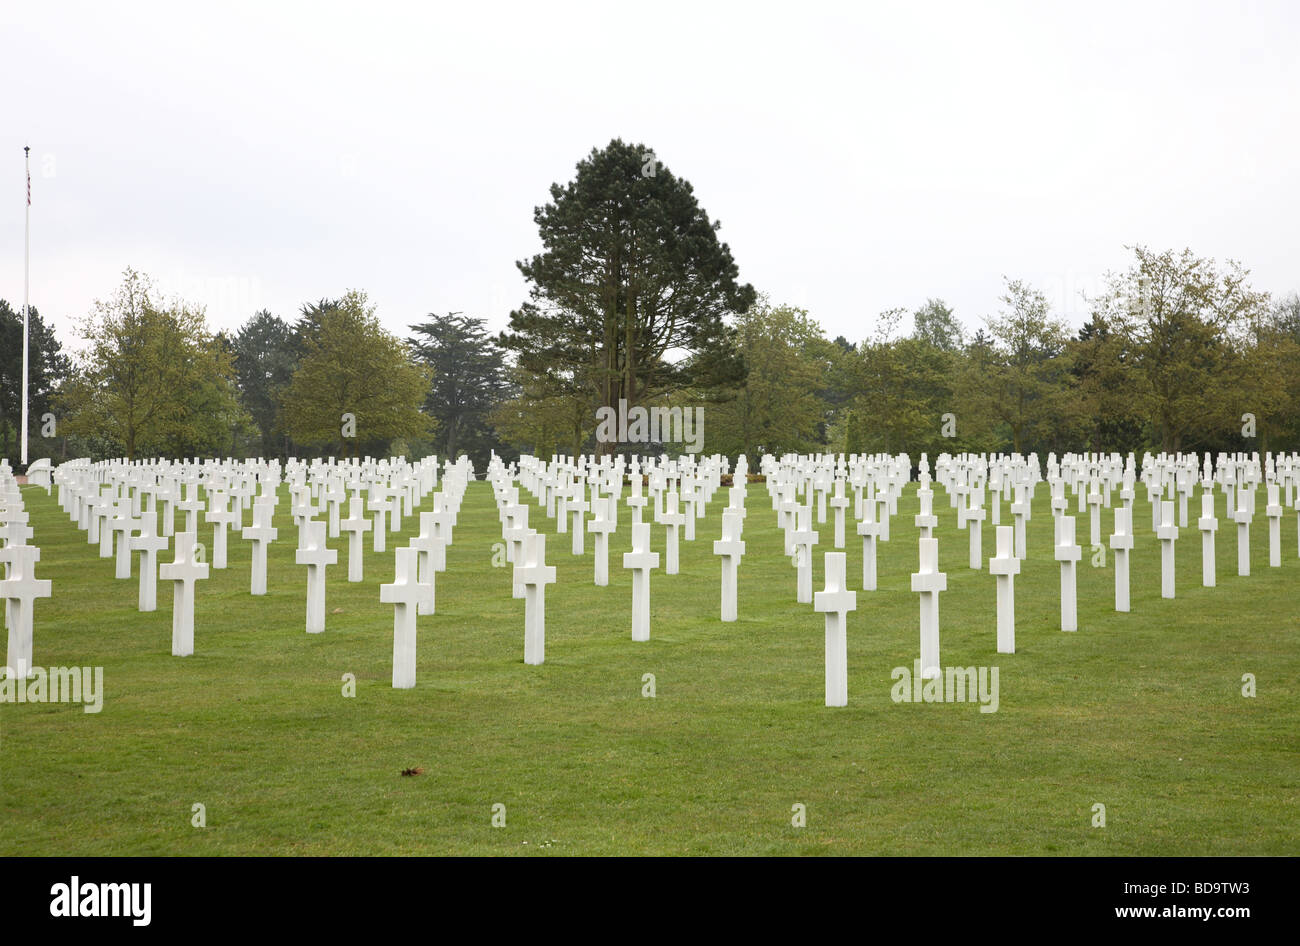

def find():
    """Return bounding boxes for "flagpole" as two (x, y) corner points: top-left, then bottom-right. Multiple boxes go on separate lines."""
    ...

(21, 145), (30, 468)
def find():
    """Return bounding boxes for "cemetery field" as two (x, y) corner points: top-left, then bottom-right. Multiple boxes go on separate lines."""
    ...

(2, 480), (1297, 856)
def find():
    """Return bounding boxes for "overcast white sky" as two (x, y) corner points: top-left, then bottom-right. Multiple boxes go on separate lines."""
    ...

(2, 0), (1297, 352)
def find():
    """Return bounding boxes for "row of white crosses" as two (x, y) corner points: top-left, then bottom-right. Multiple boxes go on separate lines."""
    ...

(48, 455), (447, 659)
(806, 447), (1300, 706)
(24, 446), (1300, 703)
(379, 462), (467, 686)
(487, 452), (747, 664)
(1, 468), (52, 677)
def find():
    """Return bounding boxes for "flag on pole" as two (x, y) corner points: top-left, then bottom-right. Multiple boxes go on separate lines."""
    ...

(21, 145), (31, 468)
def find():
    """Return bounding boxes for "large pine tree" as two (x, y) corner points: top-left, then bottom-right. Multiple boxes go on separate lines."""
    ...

(409, 312), (507, 466)
(501, 139), (754, 453)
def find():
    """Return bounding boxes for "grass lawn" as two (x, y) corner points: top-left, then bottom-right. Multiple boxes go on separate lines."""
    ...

(2, 478), (1297, 855)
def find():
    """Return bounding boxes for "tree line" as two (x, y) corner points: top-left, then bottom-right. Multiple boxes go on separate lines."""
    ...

(2, 140), (1296, 468)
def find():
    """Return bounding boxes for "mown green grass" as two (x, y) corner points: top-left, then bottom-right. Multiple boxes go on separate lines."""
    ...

(1, 479), (1297, 855)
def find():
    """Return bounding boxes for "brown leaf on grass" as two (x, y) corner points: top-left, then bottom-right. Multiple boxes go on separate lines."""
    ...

(332, 608), (344, 614)
(401, 767), (424, 777)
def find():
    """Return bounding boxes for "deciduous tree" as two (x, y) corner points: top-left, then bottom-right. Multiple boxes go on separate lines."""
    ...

(58, 269), (246, 460)
(279, 290), (433, 457)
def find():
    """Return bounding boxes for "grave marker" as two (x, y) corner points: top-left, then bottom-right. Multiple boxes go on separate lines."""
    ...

(381, 547), (422, 689)
(910, 537), (946, 680)
(813, 552), (856, 707)
(622, 522), (659, 642)
(159, 531), (209, 657)
(131, 510), (169, 611)
(989, 525), (1019, 653)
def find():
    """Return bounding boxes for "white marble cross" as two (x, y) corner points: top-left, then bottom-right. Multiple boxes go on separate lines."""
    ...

(242, 498), (278, 595)
(1055, 515), (1081, 630)
(910, 537), (946, 680)
(504, 505), (531, 595)
(1087, 481), (1104, 547)
(727, 485), (747, 526)
(206, 492), (239, 570)
(589, 496), (615, 586)
(427, 495), (456, 547)
(555, 480), (569, 534)
(155, 481), (177, 537)
(626, 476), (648, 526)
(176, 482), (204, 535)
(622, 521), (659, 642)
(1119, 476), (1136, 522)
(1, 511), (33, 548)
(813, 551), (856, 707)
(384, 482), (404, 534)
(1050, 479), (1069, 525)
(713, 509), (745, 622)
(791, 504), (819, 604)
(1197, 489), (1218, 587)
(370, 491), (393, 553)
(659, 490), (686, 575)
(1156, 499), (1179, 599)
(1233, 491), (1252, 577)
(1010, 485), (1031, 560)
(1109, 505), (1134, 612)
(681, 480), (697, 541)
(338, 497), (372, 583)
(961, 491), (986, 570)
(324, 479), (345, 538)
(110, 501), (139, 580)
(380, 547), (422, 689)
(159, 531), (209, 657)
(296, 520), (338, 633)
(857, 499), (881, 591)
(90, 490), (114, 554)
(914, 484), (937, 540)
(813, 473), (829, 524)
(410, 512), (447, 616)
(1147, 482), (1163, 532)
(515, 531), (557, 665)
(778, 489), (799, 555)
(93, 494), (114, 557)
(131, 510), (169, 611)
(829, 479), (849, 549)
(876, 492), (891, 543)
(568, 485), (588, 555)
(989, 524), (1019, 653)
(1, 545), (51, 677)
(1265, 483), (1284, 568)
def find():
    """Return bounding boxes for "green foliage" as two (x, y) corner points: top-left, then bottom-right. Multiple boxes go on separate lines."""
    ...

(43, 243), (1298, 464)
(501, 139), (755, 450)
(1068, 314), (1145, 455)
(1090, 246), (1270, 452)
(233, 309), (297, 458)
(489, 368), (593, 459)
(279, 290), (434, 458)
(912, 298), (964, 351)
(955, 280), (1074, 454)
(1229, 295), (1300, 455)
(409, 312), (508, 467)
(705, 299), (826, 457)
(837, 308), (957, 457)
(57, 269), (248, 460)
(0, 300), (69, 464)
